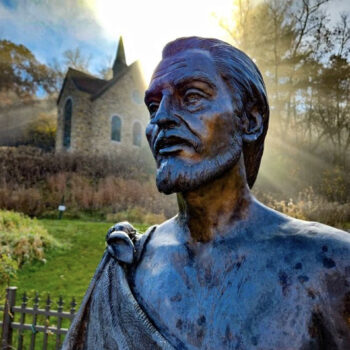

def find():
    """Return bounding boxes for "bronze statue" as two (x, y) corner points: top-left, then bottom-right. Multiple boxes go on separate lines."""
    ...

(63, 37), (350, 350)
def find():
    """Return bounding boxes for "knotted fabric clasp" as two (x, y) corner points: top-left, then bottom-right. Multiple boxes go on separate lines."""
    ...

(106, 222), (136, 264)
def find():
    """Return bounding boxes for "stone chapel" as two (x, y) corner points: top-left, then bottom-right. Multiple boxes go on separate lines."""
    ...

(56, 37), (149, 156)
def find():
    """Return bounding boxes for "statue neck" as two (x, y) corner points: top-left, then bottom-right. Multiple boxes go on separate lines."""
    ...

(177, 157), (253, 243)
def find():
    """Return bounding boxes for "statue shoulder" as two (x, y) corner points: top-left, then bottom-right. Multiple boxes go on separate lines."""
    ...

(275, 218), (350, 280)
(296, 221), (350, 341)
(251, 203), (350, 255)
(280, 217), (350, 252)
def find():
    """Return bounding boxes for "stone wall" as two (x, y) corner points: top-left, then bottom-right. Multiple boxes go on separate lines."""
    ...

(56, 79), (93, 153)
(90, 62), (149, 157)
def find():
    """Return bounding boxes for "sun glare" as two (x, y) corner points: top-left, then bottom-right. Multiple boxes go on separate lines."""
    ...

(86, 0), (234, 82)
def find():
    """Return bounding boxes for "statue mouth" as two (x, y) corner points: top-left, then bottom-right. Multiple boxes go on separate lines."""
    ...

(154, 134), (194, 156)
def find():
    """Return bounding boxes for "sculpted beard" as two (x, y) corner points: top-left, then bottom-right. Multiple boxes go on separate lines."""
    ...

(155, 136), (242, 194)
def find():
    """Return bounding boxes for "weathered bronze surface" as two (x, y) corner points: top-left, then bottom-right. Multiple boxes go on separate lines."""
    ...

(63, 37), (350, 350)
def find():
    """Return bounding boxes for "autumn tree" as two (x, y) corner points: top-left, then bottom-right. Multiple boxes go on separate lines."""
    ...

(0, 40), (56, 105)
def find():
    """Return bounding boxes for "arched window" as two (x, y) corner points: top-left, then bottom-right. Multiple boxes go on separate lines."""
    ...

(111, 116), (121, 142)
(63, 98), (72, 148)
(132, 122), (142, 147)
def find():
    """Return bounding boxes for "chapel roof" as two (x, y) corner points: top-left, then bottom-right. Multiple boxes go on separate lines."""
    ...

(57, 37), (141, 105)
(57, 68), (109, 104)
(68, 69), (109, 94)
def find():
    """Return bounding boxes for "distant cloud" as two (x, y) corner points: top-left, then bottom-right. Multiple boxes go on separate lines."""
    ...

(0, 0), (116, 73)
(0, 0), (349, 82)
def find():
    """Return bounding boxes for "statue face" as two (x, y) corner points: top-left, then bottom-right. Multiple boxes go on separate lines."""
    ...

(145, 49), (243, 194)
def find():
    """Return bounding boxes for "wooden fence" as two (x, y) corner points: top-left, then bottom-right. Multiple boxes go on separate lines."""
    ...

(0, 287), (77, 350)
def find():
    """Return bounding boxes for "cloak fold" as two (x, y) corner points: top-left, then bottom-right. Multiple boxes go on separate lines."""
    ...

(62, 227), (175, 350)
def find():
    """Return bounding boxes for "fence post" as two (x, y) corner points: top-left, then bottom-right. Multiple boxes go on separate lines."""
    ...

(1, 286), (17, 350)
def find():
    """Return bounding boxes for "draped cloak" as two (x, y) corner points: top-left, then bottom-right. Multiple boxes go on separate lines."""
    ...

(62, 226), (175, 350)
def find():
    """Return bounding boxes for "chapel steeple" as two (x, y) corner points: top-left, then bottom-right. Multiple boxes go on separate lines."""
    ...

(112, 37), (127, 78)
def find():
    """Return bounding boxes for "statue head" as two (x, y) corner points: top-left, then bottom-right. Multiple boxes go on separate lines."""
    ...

(145, 36), (269, 194)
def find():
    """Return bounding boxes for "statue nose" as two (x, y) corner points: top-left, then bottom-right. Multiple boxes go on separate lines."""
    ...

(152, 95), (179, 129)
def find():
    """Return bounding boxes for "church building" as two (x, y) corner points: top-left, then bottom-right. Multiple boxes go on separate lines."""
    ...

(56, 38), (149, 156)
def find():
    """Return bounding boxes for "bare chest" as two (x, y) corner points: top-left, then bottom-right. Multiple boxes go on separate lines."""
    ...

(132, 243), (321, 350)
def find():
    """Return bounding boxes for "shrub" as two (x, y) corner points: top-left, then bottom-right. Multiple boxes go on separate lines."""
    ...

(257, 187), (350, 228)
(0, 146), (155, 186)
(0, 186), (44, 217)
(319, 167), (348, 203)
(0, 146), (177, 220)
(0, 173), (177, 220)
(0, 210), (61, 286)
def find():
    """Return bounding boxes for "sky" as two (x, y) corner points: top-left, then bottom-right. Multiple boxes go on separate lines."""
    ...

(1, 0), (350, 83)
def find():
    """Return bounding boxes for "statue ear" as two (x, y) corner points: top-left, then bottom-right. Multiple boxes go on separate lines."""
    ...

(241, 106), (263, 143)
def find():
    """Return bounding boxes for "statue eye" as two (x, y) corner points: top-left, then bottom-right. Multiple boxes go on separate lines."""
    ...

(148, 102), (159, 117)
(183, 89), (205, 106)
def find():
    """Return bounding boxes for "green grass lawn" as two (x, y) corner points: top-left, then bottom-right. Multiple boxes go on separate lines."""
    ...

(14, 219), (148, 306)
(1, 219), (151, 349)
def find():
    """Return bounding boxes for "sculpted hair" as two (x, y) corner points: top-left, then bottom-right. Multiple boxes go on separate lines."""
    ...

(162, 36), (269, 188)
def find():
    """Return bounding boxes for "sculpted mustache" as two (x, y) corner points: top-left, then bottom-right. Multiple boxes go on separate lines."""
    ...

(153, 133), (201, 154)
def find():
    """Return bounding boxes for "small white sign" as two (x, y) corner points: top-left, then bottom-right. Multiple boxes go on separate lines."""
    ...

(58, 205), (66, 211)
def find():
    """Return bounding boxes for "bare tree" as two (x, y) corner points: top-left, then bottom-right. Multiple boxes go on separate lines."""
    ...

(49, 47), (93, 92)
(62, 48), (92, 72)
